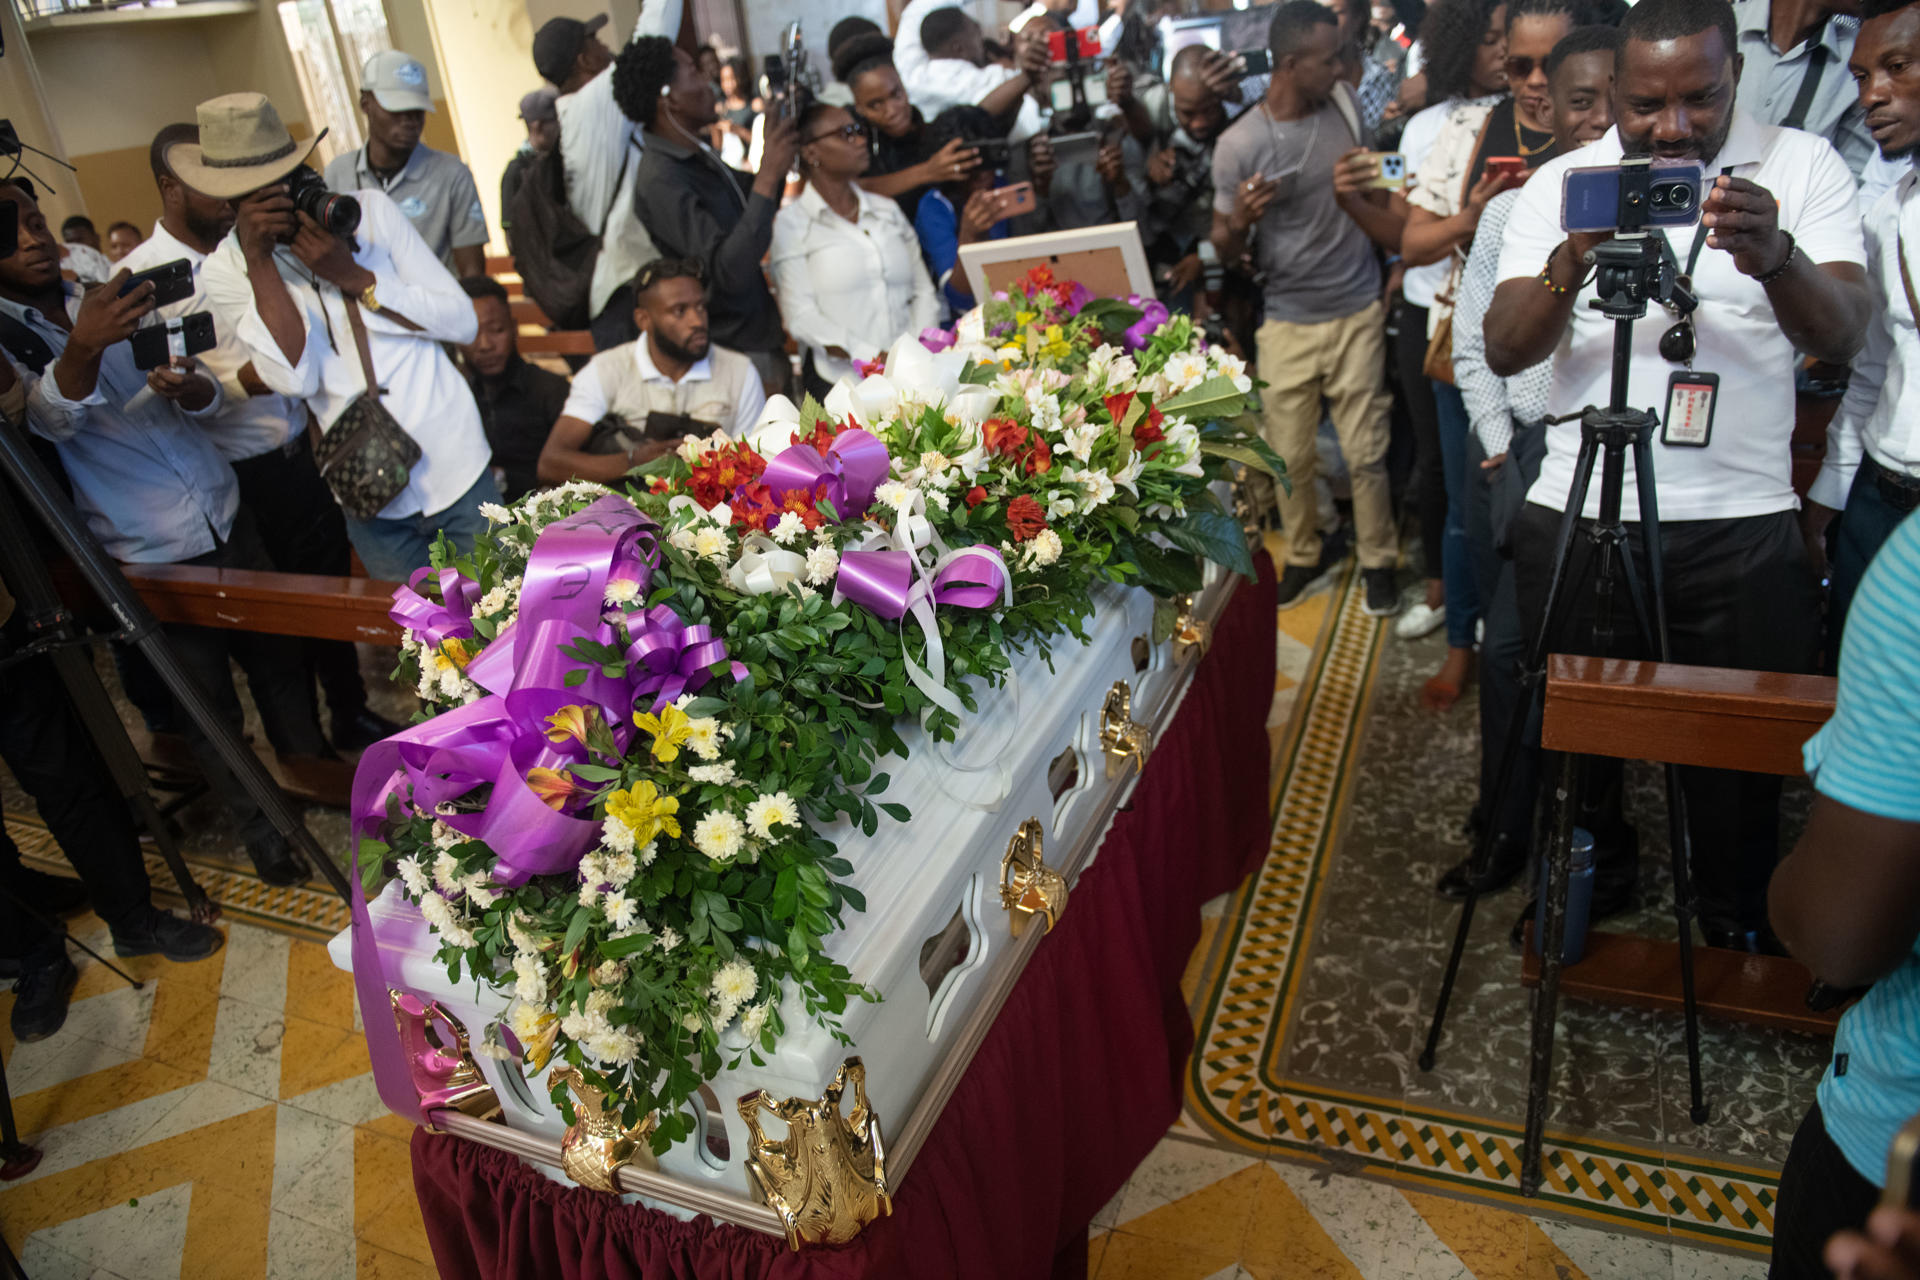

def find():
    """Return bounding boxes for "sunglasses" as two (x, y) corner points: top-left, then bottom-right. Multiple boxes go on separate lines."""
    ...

(1659, 276), (1697, 364)
(1503, 55), (1544, 80)
(802, 121), (867, 145)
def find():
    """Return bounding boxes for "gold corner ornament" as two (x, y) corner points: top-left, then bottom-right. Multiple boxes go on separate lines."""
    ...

(739, 1057), (893, 1250)
(999, 817), (1067, 938)
(1172, 593), (1212, 661)
(390, 992), (499, 1131)
(1099, 680), (1152, 778)
(547, 1064), (659, 1192)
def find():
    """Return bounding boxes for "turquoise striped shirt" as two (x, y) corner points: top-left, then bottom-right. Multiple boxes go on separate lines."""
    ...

(1810, 510), (1920, 1184)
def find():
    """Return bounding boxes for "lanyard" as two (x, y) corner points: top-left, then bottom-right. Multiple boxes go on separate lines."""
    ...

(1782, 23), (1830, 132)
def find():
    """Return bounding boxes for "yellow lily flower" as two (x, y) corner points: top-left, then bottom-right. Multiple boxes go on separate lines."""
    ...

(520, 1014), (559, 1073)
(543, 704), (595, 747)
(438, 637), (475, 669)
(525, 766), (585, 811)
(606, 780), (682, 843)
(632, 703), (695, 763)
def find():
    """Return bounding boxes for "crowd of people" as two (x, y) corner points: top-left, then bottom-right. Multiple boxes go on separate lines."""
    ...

(10, 0), (1920, 1271)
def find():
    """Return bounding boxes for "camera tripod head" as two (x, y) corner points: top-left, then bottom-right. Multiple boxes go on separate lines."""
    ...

(1587, 234), (1698, 321)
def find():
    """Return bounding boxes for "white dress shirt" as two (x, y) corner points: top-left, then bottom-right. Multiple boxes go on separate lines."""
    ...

(893, 0), (956, 89)
(201, 188), (490, 521)
(559, 332), (765, 440)
(1497, 114), (1865, 521)
(1815, 166), (1920, 507)
(120, 220), (305, 462)
(1731, 0), (1874, 180)
(770, 184), (940, 386)
(2, 284), (237, 563)
(913, 57), (1050, 144)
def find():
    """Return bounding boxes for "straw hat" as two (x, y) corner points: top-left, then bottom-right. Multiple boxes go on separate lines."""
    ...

(166, 93), (326, 201)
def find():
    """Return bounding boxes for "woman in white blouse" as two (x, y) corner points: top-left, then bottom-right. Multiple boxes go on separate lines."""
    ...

(771, 102), (941, 400)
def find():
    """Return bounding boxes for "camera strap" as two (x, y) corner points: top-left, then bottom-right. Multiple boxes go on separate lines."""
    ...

(1782, 26), (1830, 133)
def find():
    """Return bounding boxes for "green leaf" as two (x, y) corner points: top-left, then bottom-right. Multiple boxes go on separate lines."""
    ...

(571, 763), (624, 782)
(1161, 509), (1257, 581)
(878, 802), (911, 822)
(1126, 537), (1205, 595)
(1159, 373), (1256, 422)
(1199, 439), (1288, 484)
(563, 669), (588, 687)
(562, 909), (590, 956)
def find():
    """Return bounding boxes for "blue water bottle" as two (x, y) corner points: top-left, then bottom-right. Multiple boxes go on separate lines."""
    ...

(1533, 827), (1596, 966)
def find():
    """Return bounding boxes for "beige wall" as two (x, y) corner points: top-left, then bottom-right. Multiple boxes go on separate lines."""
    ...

(0, 0), (83, 234)
(418, 0), (543, 253)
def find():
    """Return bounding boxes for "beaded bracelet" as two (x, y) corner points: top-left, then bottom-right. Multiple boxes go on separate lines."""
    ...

(1754, 231), (1798, 286)
(1537, 242), (1587, 295)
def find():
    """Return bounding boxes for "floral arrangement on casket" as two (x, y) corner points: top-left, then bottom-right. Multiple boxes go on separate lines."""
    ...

(354, 267), (1284, 1155)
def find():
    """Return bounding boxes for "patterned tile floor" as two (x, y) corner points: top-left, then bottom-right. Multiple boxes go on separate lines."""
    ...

(0, 537), (1802, 1276)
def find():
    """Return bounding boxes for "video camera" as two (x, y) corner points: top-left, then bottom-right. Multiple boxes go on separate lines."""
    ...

(759, 22), (817, 122)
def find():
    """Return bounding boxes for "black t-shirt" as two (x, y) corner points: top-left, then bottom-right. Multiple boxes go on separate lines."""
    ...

(869, 109), (935, 222)
(1465, 97), (1554, 197)
(470, 356), (571, 502)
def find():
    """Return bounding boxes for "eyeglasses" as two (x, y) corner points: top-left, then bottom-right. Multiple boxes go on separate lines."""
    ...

(1659, 276), (1697, 364)
(802, 121), (867, 145)
(1503, 55), (1543, 81)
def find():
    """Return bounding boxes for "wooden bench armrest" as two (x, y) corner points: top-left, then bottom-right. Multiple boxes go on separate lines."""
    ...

(118, 564), (405, 645)
(1542, 654), (1836, 777)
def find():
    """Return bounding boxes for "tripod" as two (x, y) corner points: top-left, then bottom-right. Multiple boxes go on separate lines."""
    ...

(0, 409), (352, 908)
(1418, 229), (1710, 1193)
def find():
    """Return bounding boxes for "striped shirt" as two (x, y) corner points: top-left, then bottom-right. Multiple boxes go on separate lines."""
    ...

(1810, 509), (1920, 1184)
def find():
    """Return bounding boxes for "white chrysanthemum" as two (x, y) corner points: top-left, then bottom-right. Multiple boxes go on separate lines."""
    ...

(688, 762), (738, 786)
(681, 1010), (706, 1033)
(577, 882), (601, 910)
(686, 717), (724, 761)
(739, 1000), (772, 1041)
(771, 511), (807, 545)
(601, 813), (636, 854)
(692, 811), (747, 862)
(667, 526), (699, 552)
(658, 926), (683, 953)
(583, 1026), (640, 1066)
(744, 790), (800, 839)
(1026, 528), (1063, 568)
(604, 576), (640, 605)
(506, 912), (540, 953)
(418, 892), (476, 948)
(926, 487), (951, 512)
(591, 959), (628, 987)
(396, 855), (431, 897)
(432, 851), (462, 892)
(710, 959), (758, 1008)
(478, 501), (514, 524)
(804, 544), (839, 586)
(508, 1002), (551, 1042)
(476, 585), (513, 616)
(461, 872), (501, 908)
(636, 839), (659, 868)
(604, 850), (638, 886)
(874, 480), (914, 511)
(513, 954), (546, 1002)
(602, 891), (639, 931)
(693, 526), (730, 562)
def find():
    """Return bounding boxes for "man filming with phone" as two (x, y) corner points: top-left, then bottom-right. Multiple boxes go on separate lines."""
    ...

(197, 93), (497, 586)
(1485, 0), (1871, 952)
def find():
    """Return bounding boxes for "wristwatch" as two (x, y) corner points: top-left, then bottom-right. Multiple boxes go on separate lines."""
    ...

(360, 282), (382, 314)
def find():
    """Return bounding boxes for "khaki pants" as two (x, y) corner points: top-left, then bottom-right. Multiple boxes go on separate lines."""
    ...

(1255, 302), (1397, 571)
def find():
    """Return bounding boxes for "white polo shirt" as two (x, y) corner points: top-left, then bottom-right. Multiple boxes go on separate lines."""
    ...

(1496, 112), (1865, 522)
(559, 332), (765, 440)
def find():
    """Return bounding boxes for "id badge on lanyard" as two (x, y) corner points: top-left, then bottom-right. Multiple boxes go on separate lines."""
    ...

(1662, 371), (1719, 447)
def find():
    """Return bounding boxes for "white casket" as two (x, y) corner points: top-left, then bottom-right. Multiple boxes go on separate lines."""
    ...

(329, 553), (1237, 1233)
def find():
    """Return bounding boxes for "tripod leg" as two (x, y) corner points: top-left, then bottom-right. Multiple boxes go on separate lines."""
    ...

(127, 793), (218, 925)
(1522, 750), (1582, 1194)
(1421, 440), (1599, 1071)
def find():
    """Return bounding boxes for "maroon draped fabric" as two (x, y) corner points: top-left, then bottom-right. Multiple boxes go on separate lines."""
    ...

(411, 553), (1278, 1280)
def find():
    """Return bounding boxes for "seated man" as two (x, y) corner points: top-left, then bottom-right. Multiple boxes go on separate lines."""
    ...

(537, 258), (764, 485)
(0, 178), (322, 887)
(456, 275), (570, 501)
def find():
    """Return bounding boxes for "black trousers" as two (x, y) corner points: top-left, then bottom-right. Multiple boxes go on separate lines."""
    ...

(163, 508), (327, 847)
(1828, 459), (1917, 668)
(231, 439), (367, 723)
(1394, 300), (1445, 581)
(589, 284), (638, 352)
(1465, 431), (1539, 852)
(1771, 1102), (1880, 1279)
(0, 650), (151, 955)
(1512, 502), (1822, 929)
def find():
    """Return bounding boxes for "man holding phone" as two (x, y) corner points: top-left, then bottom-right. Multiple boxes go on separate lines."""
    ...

(1211, 0), (1408, 617)
(1486, 0), (1871, 952)
(0, 177), (326, 888)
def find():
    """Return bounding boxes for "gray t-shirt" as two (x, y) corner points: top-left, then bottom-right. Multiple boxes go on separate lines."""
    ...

(1211, 96), (1379, 325)
(324, 143), (488, 268)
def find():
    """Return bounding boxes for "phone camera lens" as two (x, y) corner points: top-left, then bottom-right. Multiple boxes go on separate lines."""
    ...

(1668, 184), (1694, 210)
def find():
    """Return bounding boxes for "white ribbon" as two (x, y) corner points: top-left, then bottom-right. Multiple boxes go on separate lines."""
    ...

(726, 534), (807, 597)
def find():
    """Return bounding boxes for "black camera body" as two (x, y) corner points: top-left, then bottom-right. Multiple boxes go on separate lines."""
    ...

(760, 22), (817, 122)
(286, 165), (360, 237)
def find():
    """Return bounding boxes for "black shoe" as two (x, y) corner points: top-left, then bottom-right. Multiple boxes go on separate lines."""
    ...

(1361, 569), (1402, 617)
(1276, 562), (1323, 610)
(1435, 833), (1529, 901)
(18, 867), (89, 915)
(248, 832), (312, 887)
(1703, 924), (1791, 957)
(331, 707), (407, 754)
(111, 905), (225, 962)
(11, 951), (78, 1043)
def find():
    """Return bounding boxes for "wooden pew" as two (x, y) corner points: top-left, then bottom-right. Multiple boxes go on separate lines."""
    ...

(1520, 654), (1841, 1035)
(114, 564), (405, 646)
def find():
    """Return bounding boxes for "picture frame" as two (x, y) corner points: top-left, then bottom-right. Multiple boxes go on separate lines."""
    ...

(957, 221), (1156, 303)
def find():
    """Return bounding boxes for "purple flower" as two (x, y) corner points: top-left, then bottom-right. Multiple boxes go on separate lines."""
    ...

(919, 326), (958, 353)
(1122, 299), (1171, 351)
(1064, 282), (1092, 315)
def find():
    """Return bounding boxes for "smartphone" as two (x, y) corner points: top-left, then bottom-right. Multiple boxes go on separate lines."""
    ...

(1261, 170), (1300, 204)
(998, 181), (1036, 215)
(1484, 155), (1529, 180)
(1237, 48), (1273, 76)
(1049, 131), (1100, 167)
(119, 258), (194, 309)
(1361, 151), (1407, 190)
(1561, 159), (1705, 233)
(975, 138), (1012, 170)
(130, 311), (216, 372)
(1047, 27), (1101, 62)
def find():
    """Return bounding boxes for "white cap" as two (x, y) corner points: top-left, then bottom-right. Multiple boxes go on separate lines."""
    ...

(361, 50), (435, 114)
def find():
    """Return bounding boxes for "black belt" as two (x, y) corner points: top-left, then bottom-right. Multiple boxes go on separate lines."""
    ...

(1864, 453), (1920, 514)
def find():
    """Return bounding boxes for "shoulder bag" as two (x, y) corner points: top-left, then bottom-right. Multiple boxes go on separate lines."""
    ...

(310, 296), (422, 520)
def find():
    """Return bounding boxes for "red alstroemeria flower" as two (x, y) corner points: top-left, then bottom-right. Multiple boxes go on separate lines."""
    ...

(1104, 391), (1136, 426)
(982, 417), (1030, 458)
(965, 486), (988, 508)
(525, 767), (587, 811)
(1025, 436), (1053, 476)
(1006, 494), (1048, 542)
(688, 442), (768, 508)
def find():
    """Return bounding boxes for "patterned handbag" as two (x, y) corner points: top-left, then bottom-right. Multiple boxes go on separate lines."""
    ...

(310, 296), (421, 520)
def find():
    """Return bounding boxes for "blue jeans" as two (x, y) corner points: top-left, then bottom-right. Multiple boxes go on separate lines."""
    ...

(344, 468), (502, 583)
(1431, 380), (1482, 648)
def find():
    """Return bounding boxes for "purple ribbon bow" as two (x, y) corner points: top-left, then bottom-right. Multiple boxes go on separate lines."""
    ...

(626, 603), (729, 709)
(390, 566), (482, 651)
(760, 428), (891, 520)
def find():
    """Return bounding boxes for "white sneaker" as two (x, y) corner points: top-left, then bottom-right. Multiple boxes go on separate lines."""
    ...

(1394, 600), (1445, 640)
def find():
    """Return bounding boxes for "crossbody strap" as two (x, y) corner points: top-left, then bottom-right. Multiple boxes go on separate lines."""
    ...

(342, 295), (386, 398)
(1782, 28), (1829, 132)
(1897, 228), (1920, 333)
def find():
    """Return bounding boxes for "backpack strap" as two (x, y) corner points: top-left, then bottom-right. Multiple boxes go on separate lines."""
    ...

(1330, 80), (1365, 147)
(0, 312), (54, 375)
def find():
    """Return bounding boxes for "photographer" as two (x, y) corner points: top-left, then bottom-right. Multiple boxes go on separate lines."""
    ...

(833, 33), (983, 222)
(615, 36), (796, 398)
(0, 176), (322, 888)
(1486, 0), (1871, 951)
(916, 9), (1054, 144)
(195, 93), (497, 585)
(1117, 46), (1238, 311)
(1211, 1), (1408, 618)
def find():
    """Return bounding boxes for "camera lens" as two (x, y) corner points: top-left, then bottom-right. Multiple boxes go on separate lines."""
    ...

(1667, 183), (1694, 210)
